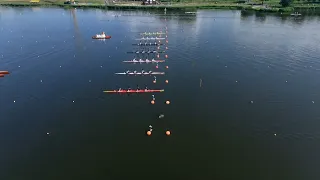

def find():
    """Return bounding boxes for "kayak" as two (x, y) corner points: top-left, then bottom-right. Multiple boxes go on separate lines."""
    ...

(92, 35), (111, 39)
(0, 71), (9, 74)
(115, 72), (165, 75)
(104, 89), (164, 93)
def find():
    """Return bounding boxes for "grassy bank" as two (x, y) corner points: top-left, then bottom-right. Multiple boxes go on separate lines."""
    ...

(1, 0), (320, 12)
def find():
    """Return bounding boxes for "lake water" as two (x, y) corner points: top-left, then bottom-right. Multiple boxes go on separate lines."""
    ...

(1, 7), (320, 180)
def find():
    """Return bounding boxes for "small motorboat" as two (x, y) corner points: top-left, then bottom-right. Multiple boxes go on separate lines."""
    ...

(92, 32), (111, 39)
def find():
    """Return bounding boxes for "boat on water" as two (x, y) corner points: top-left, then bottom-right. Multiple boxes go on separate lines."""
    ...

(127, 50), (165, 54)
(291, 12), (302, 16)
(185, 12), (196, 14)
(136, 37), (165, 40)
(123, 58), (165, 63)
(140, 32), (166, 36)
(104, 89), (164, 93)
(0, 71), (9, 74)
(92, 32), (111, 39)
(132, 42), (163, 46)
(115, 70), (165, 75)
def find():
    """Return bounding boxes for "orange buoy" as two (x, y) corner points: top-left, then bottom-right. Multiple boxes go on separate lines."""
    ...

(166, 66), (169, 69)
(0, 71), (9, 74)
(153, 80), (156, 84)
(166, 131), (171, 136)
(0, 74), (4, 77)
(165, 80), (169, 83)
(151, 100), (155, 104)
(147, 131), (152, 136)
(166, 101), (170, 104)
(165, 55), (168, 58)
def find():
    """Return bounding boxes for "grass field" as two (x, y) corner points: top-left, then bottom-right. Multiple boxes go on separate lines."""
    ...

(1, 0), (320, 11)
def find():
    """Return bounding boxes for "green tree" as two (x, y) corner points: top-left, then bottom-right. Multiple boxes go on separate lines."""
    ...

(279, 0), (292, 6)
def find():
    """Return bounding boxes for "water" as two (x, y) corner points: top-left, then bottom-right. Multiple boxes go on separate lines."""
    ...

(1, 7), (320, 180)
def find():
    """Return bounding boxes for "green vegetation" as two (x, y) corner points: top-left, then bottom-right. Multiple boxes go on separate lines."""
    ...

(1, 0), (320, 12)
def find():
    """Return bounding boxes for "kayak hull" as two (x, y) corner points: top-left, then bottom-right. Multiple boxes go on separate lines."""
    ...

(92, 35), (111, 39)
(104, 89), (164, 93)
(115, 72), (165, 75)
(0, 71), (9, 74)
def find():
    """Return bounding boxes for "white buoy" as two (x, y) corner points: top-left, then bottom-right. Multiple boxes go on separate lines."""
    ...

(236, 81), (238, 83)
(225, 66), (227, 68)
(72, 100), (75, 103)
(250, 101), (254, 104)
(312, 101), (315, 104)
(47, 132), (50, 135)
(13, 100), (16, 103)
(89, 80), (91, 82)
(100, 66), (103, 68)
(60, 66), (62, 68)
(274, 133), (277, 136)
(285, 81), (288, 83)
(40, 80), (42, 83)
(18, 66), (20, 68)
(38, 55), (40, 58)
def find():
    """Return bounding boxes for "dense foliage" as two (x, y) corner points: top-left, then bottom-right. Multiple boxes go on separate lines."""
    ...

(279, 0), (292, 7)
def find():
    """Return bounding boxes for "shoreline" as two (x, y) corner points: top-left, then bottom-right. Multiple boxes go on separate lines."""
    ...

(1, 2), (320, 12)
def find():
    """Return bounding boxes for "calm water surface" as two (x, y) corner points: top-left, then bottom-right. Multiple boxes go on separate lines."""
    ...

(1, 7), (320, 180)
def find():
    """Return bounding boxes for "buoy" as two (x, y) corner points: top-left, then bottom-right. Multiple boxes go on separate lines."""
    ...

(166, 66), (169, 69)
(166, 131), (171, 136)
(165, 80), (169, 83)
(166, 40), (168, 43)
(166, 47), (168, 50)
(157, 47), (160, 50)
(157, 55), (160, 58)
(156, 66), (158, 69)
(153, 80), (156, 83)
(147, 131), (152, 136)
(166, 101), (170, 104)
(165, 55), (168, 58)
(151, 100), (155, 104)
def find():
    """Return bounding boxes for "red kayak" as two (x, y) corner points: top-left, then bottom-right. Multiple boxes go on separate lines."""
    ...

(0, 71), (9, 74)
(92, 35), (111, 39)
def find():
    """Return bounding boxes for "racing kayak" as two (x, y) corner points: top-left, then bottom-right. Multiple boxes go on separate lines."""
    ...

(123, 59), (165, 63)
(115, 71), (165, 75)
(104, 89), (164, 93)
(127, 51), (165, 54)
(135, 37), (165, 40)
(132, 43), (163, 46)
(140, 32), (166, 36)
(0, 71), (10, 74)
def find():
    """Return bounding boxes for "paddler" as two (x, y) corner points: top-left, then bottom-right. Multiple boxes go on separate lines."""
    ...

(148, 71), (152, 74)
(126, 70), (130, 74)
